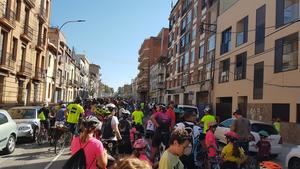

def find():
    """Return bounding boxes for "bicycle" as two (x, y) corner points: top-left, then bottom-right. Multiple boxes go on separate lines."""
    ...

(52, 123), (72, 154)
(37, 124), (49, 145)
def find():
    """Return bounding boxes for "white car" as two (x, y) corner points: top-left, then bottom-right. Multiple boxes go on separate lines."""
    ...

(215, 118), (282, 156)
(286, 146), (300, 169)
(176, 105), (200, 122)
(0, 110), (17, 154)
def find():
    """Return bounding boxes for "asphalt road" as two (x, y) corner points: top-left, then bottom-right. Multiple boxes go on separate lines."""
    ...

(0, 139), (70, 169)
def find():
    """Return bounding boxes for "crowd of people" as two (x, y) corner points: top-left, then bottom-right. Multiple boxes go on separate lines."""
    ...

(36, 97), (281, 169)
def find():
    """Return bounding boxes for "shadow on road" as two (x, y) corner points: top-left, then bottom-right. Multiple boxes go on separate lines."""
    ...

(0, 159), (67, 169)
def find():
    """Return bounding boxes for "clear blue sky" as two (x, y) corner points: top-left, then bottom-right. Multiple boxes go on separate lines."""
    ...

(51, 0), (176, 91)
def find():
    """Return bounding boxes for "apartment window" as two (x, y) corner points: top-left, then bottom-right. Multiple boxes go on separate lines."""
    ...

(219, 58), (230, 83)
(190, 48), (195, 63)
(220, 27), (231, 55)
(253, 62), (264, 99)
(208, 34), (216, 52)
(206, 63), (211, 80)
(192, 27), (196, 41)
(236, 16), (248, 47)
(272, 104), (290, 122)
(201, 0), (206, 9)
(187, 10), (192, 29)
(16, 0), (21, 21)
(275, 32), (298, 72)
(12, 38), (18, 61)
(184, 52), (189, 70)
(198, 69), (203, 82)
(48, 55), (51, 67)
(181, 17), (187, 34)
(297, 104), (300, 123)
(190, 73), (194, 84)
(199, 45), (205, 59)
(276, 0), (299, 27)
(193, 4), (198, 19)
(0, 30), (6, 62)
(235, 52), (247, 80)
(255, 5), (266, 54)
(185, 32), (191, 48)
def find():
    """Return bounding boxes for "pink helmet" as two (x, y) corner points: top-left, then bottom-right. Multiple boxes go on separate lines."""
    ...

(225, 131), (240, 140)
(133, 139), (147, 149)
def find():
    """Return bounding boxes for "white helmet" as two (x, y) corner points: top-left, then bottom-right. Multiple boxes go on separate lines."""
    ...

(122, 110), (131, 115)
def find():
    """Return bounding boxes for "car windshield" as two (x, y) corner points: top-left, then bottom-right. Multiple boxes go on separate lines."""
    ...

(178, 107), (197, 114)
(8, 109), (36, 119)
(220, 119), (234, 128)
(251, 123), (279, 135)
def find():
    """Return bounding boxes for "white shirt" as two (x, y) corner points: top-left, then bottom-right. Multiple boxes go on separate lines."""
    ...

(111, 116), (119, 141)
(146, 119), (155, 131)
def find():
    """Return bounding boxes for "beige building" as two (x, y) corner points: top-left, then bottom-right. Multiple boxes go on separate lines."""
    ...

(213, 0), (300, 143)
(0, 0), (51, 106)
(89, 63), (101, 98)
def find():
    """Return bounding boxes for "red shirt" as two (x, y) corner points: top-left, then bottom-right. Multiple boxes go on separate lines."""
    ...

(166, 108), (176, 127)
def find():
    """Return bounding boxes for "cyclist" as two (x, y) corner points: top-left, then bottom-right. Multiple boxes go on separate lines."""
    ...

(132, 105), (144, 134)
(71, 116), (108, 169)
(166, 101), (176, 128)
(65, 97), (85, 135)
(199, 106), (216, 136)
(55, 104), (66, 125)
(38, 103), (51, 134)
(150, 104), (172, 162)
(159, 128), (191, 169)
(205, 121), (218, 169)
(221, 131), (246, 169)
(101, 103), (122, 155)
(132, 138), (152, 166)
(118, 109), (132, 154)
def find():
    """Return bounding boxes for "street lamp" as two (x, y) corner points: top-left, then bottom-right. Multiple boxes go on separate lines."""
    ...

(52, 20), (86, 103)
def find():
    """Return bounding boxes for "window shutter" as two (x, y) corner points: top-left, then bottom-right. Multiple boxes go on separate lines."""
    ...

(274, 38), (283, 73)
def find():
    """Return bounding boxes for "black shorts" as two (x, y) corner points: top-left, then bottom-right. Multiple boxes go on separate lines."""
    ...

(145, 130), (154, 139)
(152, 130), (170, 147)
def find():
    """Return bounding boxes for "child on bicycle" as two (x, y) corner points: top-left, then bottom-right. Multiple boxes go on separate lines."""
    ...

(255, 130), (271, 162)
(221, 131), (246, 169)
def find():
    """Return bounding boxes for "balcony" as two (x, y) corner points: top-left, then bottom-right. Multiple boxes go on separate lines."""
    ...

(24, 0), (35, 8)
(137, 86), (149, 92)
(234, 66), (245, 80)
(20, 25), (33, 42)
(0, 7), (16, 29)
(80, 69), (87, 76)
(157, 69), (165, 75)
(17, 61), (32, 77)
(219, 71), (229, 83)
(36, 36), (45, 51)
(33, 67), (44, 81)
(0, 52), (16, 71)
(68, 80), (73, 86)
(38, 8), (47, 23)
(157, 81), (165, 89)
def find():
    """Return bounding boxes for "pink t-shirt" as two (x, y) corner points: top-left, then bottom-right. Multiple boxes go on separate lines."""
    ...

(71, 137), (105, 169)
(205, 130), (217, 157)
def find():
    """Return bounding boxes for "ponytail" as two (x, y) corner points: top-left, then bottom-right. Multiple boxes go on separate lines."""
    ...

(79, 123), (96, 143)
(231, 139), (241, 158)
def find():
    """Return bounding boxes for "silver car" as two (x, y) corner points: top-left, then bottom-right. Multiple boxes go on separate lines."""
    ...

(0, 110), (17, 154)
(8, 106), (41, 141)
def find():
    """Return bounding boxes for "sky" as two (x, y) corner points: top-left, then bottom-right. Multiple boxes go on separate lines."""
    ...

(51, 0), (177, 91)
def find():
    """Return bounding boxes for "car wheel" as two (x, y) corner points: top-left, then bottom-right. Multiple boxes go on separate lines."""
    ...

(289, 157), (300, 169)
(3, 135), (16, 154)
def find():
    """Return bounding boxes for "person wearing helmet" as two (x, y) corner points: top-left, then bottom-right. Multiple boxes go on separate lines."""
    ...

(132, 138), (152, 166)
(221, 131), (246, 169)
(38, 103), (51, 135)
(200, 106), (216, 135)
(65, 97), (85, 135)
(118, 109), (132, 154)
(255, 130), (271, 162)
(55, 104), (66, 124)
(71, 115), (108, 169)
(132, 105), (145, 134)
(205, 121), (218, 168)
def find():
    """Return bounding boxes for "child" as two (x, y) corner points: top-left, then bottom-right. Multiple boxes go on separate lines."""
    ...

(256, 130), (271, 162)
(205, 122), (218, 163)
(132, 138), (152, 166)
(221, 131), (246, 169)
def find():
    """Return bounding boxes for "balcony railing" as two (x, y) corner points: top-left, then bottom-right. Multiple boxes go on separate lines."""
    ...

(24, 0), (35, 8)
(219, 71), (229, 83)
(39, 8), (47, 22)
(34, 67), (44, 79)
(0, 7), (16, 28)
(0, 51), (16, 70)
(22, 25), (33, 41)
(234, 66), (246, 80)
(19, 61), (32, 76)
(37, 36), (45, 49)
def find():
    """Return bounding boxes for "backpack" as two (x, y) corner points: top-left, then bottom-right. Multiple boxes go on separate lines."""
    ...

(102, 117), (115, 139)
(182, 122), (206, 166)
(119, 119), (131, 137)
(62, 139), (93, 169)
(156, 112), (171, 131)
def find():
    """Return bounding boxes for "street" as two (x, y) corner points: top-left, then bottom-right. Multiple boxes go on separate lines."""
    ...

(0, 139), (70, 169)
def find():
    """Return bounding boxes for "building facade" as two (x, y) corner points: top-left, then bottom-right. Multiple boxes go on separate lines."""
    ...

(0, 0), (51, 107)
(165, 0), (218, 106)
(76, 54), (89, 99)
(213, 0), (300, 144)
(89, 63), (100, 98)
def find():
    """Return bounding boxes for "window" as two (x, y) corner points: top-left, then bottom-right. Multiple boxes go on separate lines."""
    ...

(12, 38), (18, 61)
(206, 63), (212, 80)
(219, 58), (230, 83)
(272, 104), (290, 122)
(185, 32), (191, 48)
(220, 27), (231, 55)
(194, 4), (198, 19)
(16, 0), (21, 21)
(184, 52), (189, 70)
(201, 0), (206, 9)
(187, 10), (192, 28)
(199, 45), (205, 59)
(0, 113), (8, 125)
(251, 123), (279, 135)
(0, 30), (8, 63)
(235, 52), (247, 80)
(181, 17), (187, 34)
(253, 62), (264, 99)
(276, 0), (299, 27)
(198, 69), (203, 82)
(275, 32), (298, 72)
(192, 27), (196, 41)
(219, 119), (234, 128)
(236, 16), (248, 46)
(297, 104), (300, 123)
(255, 5), (266, 54)
(190, 48), (195, 63)
(208, 34), (216, 52)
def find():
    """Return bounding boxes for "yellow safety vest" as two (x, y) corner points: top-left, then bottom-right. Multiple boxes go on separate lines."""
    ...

(38, 111), (46, 121)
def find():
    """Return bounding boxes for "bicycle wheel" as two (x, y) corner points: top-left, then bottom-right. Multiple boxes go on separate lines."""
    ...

(37, 132), (43, 145)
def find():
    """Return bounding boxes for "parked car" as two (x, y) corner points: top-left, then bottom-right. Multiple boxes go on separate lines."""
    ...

(286, 146), (300, 169)
(0, 110), (17, 154)
(175, 105), (200, 123)
(7, 106), (41, 141)
(215, 118), (282, 156)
